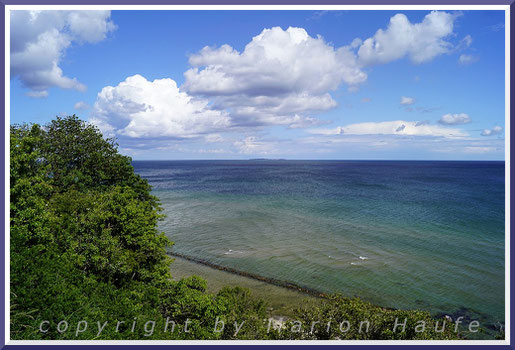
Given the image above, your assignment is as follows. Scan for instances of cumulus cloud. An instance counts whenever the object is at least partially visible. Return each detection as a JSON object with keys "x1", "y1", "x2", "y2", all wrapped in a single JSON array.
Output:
[
  {"x1": 458, "y1": 54, "x2": 479, "y2": 65},
  {"x1": 83, "y1": 11, "x2": 472, "y2": 146},
  {"x1": 481, "y1": 126, "x2": 503, "y2": 136},
  {"x1": 10, "y1": 10, "x2": 116, "y2": 96},
  {"x1": 91, "y1": 74, "x2": 231, "y2": 138},
  {"x1": 357, "y1": 11, "x2": 455, "y2": 65},
  {"x1": 400, "y1": 96, "x2": 415, "y2": 105},
  {"x1": 183, "y1": 26, "x2": 367, "y2": 128},
  {"x1": 178, "y1": 13, "x2": 463, "y2": 132},
  {"x1": 309, "y1": 120, "x2": 467, "y2": 138},
  {"x1": 438, "y1": 113, "x2": 471, "y2": 125}
]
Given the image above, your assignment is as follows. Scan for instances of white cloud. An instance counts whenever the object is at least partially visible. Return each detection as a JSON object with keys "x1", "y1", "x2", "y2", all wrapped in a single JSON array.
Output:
[
  {"x1": 309, "y1": 120, "x2": 468, "y2": 138},
  {"x1": 481, "y1": 126, "x2": 503, "y2": 136},
  {"x1": 66, "y1": 11, "x2": 117, "y2": 43},
  {"x1": 74, "y1": 101, "x2": 90, "y2": 110},
  {"x1": 179, "y1": 14, "x2": 464, "y2": 132},
  {"x1": 400, "y1": 96, "x2": 415, "y2": 105},
  {"x1": 458, "y1": 54, "x2": 479, "y2": 65},
  {"x1": 183, "y1": 26, "x2": 366, "y2": 128},
  {"x1": 438, "y1": 113, "x2": 471, "y2": 125},
  {"x1": 186, "y1": 26, "x2": 367, "y2": 93},
  {"x1": 91, "y1": 74, "x2": 231, "y2": 138},
  {"x1": 10, "y1": 10, "x2": 116, "y2": 96},
  {"x1": 357, "y1": 11, "x2": 455, "y2": 65}
]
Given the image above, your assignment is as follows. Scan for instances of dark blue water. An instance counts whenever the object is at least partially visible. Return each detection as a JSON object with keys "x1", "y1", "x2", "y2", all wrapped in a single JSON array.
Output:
[{"x1": 133, "y1": 160, "x2": 505, "y2": 333}]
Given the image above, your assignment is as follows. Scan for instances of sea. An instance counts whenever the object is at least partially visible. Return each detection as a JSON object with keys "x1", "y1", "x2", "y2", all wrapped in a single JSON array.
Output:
[{"x1": 132, "y1": 160, "x2": 505, "y2": 334}]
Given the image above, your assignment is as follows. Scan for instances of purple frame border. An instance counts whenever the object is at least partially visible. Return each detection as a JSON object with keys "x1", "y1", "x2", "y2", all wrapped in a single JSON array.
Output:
[{"x1": 1, "y1": 0, "x2": 513, "y2": 349}]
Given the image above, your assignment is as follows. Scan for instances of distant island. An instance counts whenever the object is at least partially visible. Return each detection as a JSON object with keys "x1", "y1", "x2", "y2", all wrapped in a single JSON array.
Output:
[{"x1": 249, "y1": 158, "x2": 287, "y2": 161}]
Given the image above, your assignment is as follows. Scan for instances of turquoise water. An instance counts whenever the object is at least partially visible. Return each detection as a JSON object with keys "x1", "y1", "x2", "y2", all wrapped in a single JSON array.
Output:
[{"x1": 133, "y1": 160, "x2": 505, "y2": 332}]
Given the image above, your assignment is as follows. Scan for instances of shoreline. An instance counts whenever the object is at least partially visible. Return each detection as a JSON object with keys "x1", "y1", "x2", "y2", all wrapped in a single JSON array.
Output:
[
  {"x1": 167, "y1": 253, "x2": 502, "y2": 340},
  {"x1": 168, "y1": 252, "x2": 329, "y2": 299}
]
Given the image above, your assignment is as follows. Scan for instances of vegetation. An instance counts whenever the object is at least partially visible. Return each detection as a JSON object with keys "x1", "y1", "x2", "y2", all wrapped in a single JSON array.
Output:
[{"x1": 10, "y1": 116, "x2": 462, "y2": 340}]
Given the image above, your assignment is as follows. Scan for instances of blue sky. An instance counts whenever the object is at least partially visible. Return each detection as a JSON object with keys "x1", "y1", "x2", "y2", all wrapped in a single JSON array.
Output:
[{"x1": 11, "y1": 10, "x2": 506, "y2": 160}]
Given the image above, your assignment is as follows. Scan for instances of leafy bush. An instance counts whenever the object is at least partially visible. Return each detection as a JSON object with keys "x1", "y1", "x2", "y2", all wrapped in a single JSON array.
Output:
[{"x1": 272, "y1": 295, "x2": 460, "y2": 340}]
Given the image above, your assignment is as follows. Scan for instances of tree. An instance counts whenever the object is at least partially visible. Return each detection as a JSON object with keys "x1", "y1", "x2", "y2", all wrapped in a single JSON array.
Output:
[{"x1": 10, "y1": 116, "x2": 176, "y2": 339}]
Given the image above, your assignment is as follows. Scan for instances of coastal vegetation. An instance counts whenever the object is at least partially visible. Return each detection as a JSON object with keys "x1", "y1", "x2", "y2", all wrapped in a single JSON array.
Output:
[{"x1": 10, "y1": 116, "x2": 464, "y2": 340}]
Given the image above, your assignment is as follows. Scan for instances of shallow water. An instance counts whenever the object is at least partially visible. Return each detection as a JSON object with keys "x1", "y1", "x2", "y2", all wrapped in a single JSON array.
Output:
[{"x1": 133, "y1": 160, "x2": 505, "y2": 333}]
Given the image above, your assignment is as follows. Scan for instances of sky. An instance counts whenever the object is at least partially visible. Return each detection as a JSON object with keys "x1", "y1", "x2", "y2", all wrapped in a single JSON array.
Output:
[{"x1": 10, "y1": 9, "x2": 506, "y2": 160}]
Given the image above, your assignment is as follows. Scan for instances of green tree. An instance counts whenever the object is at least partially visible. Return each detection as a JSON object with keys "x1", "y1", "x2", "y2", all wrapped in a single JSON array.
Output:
[{"x1": 10, "y1": 117, "x2": 174, "y2": 339}]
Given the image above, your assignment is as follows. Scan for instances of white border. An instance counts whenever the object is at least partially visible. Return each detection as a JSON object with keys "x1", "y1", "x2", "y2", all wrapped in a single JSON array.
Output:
[
  {"x1": 505, "y1": 4, "x2": 511, "y2": 346},
  {"x1": 1, "y1": 4, "x2": 512, "y2": 9},
  {"x1": 5, "y1": 3, "x2": 10, "y2": 346},
  {"x1": 4, "y1": 4, "x2": 511, "y2": 346}
]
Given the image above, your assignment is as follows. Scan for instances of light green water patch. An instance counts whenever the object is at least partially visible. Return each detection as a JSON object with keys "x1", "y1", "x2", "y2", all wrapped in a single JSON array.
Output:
[{"x1": 158, "y1": 190, "x2": 504, "y2": 331}]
